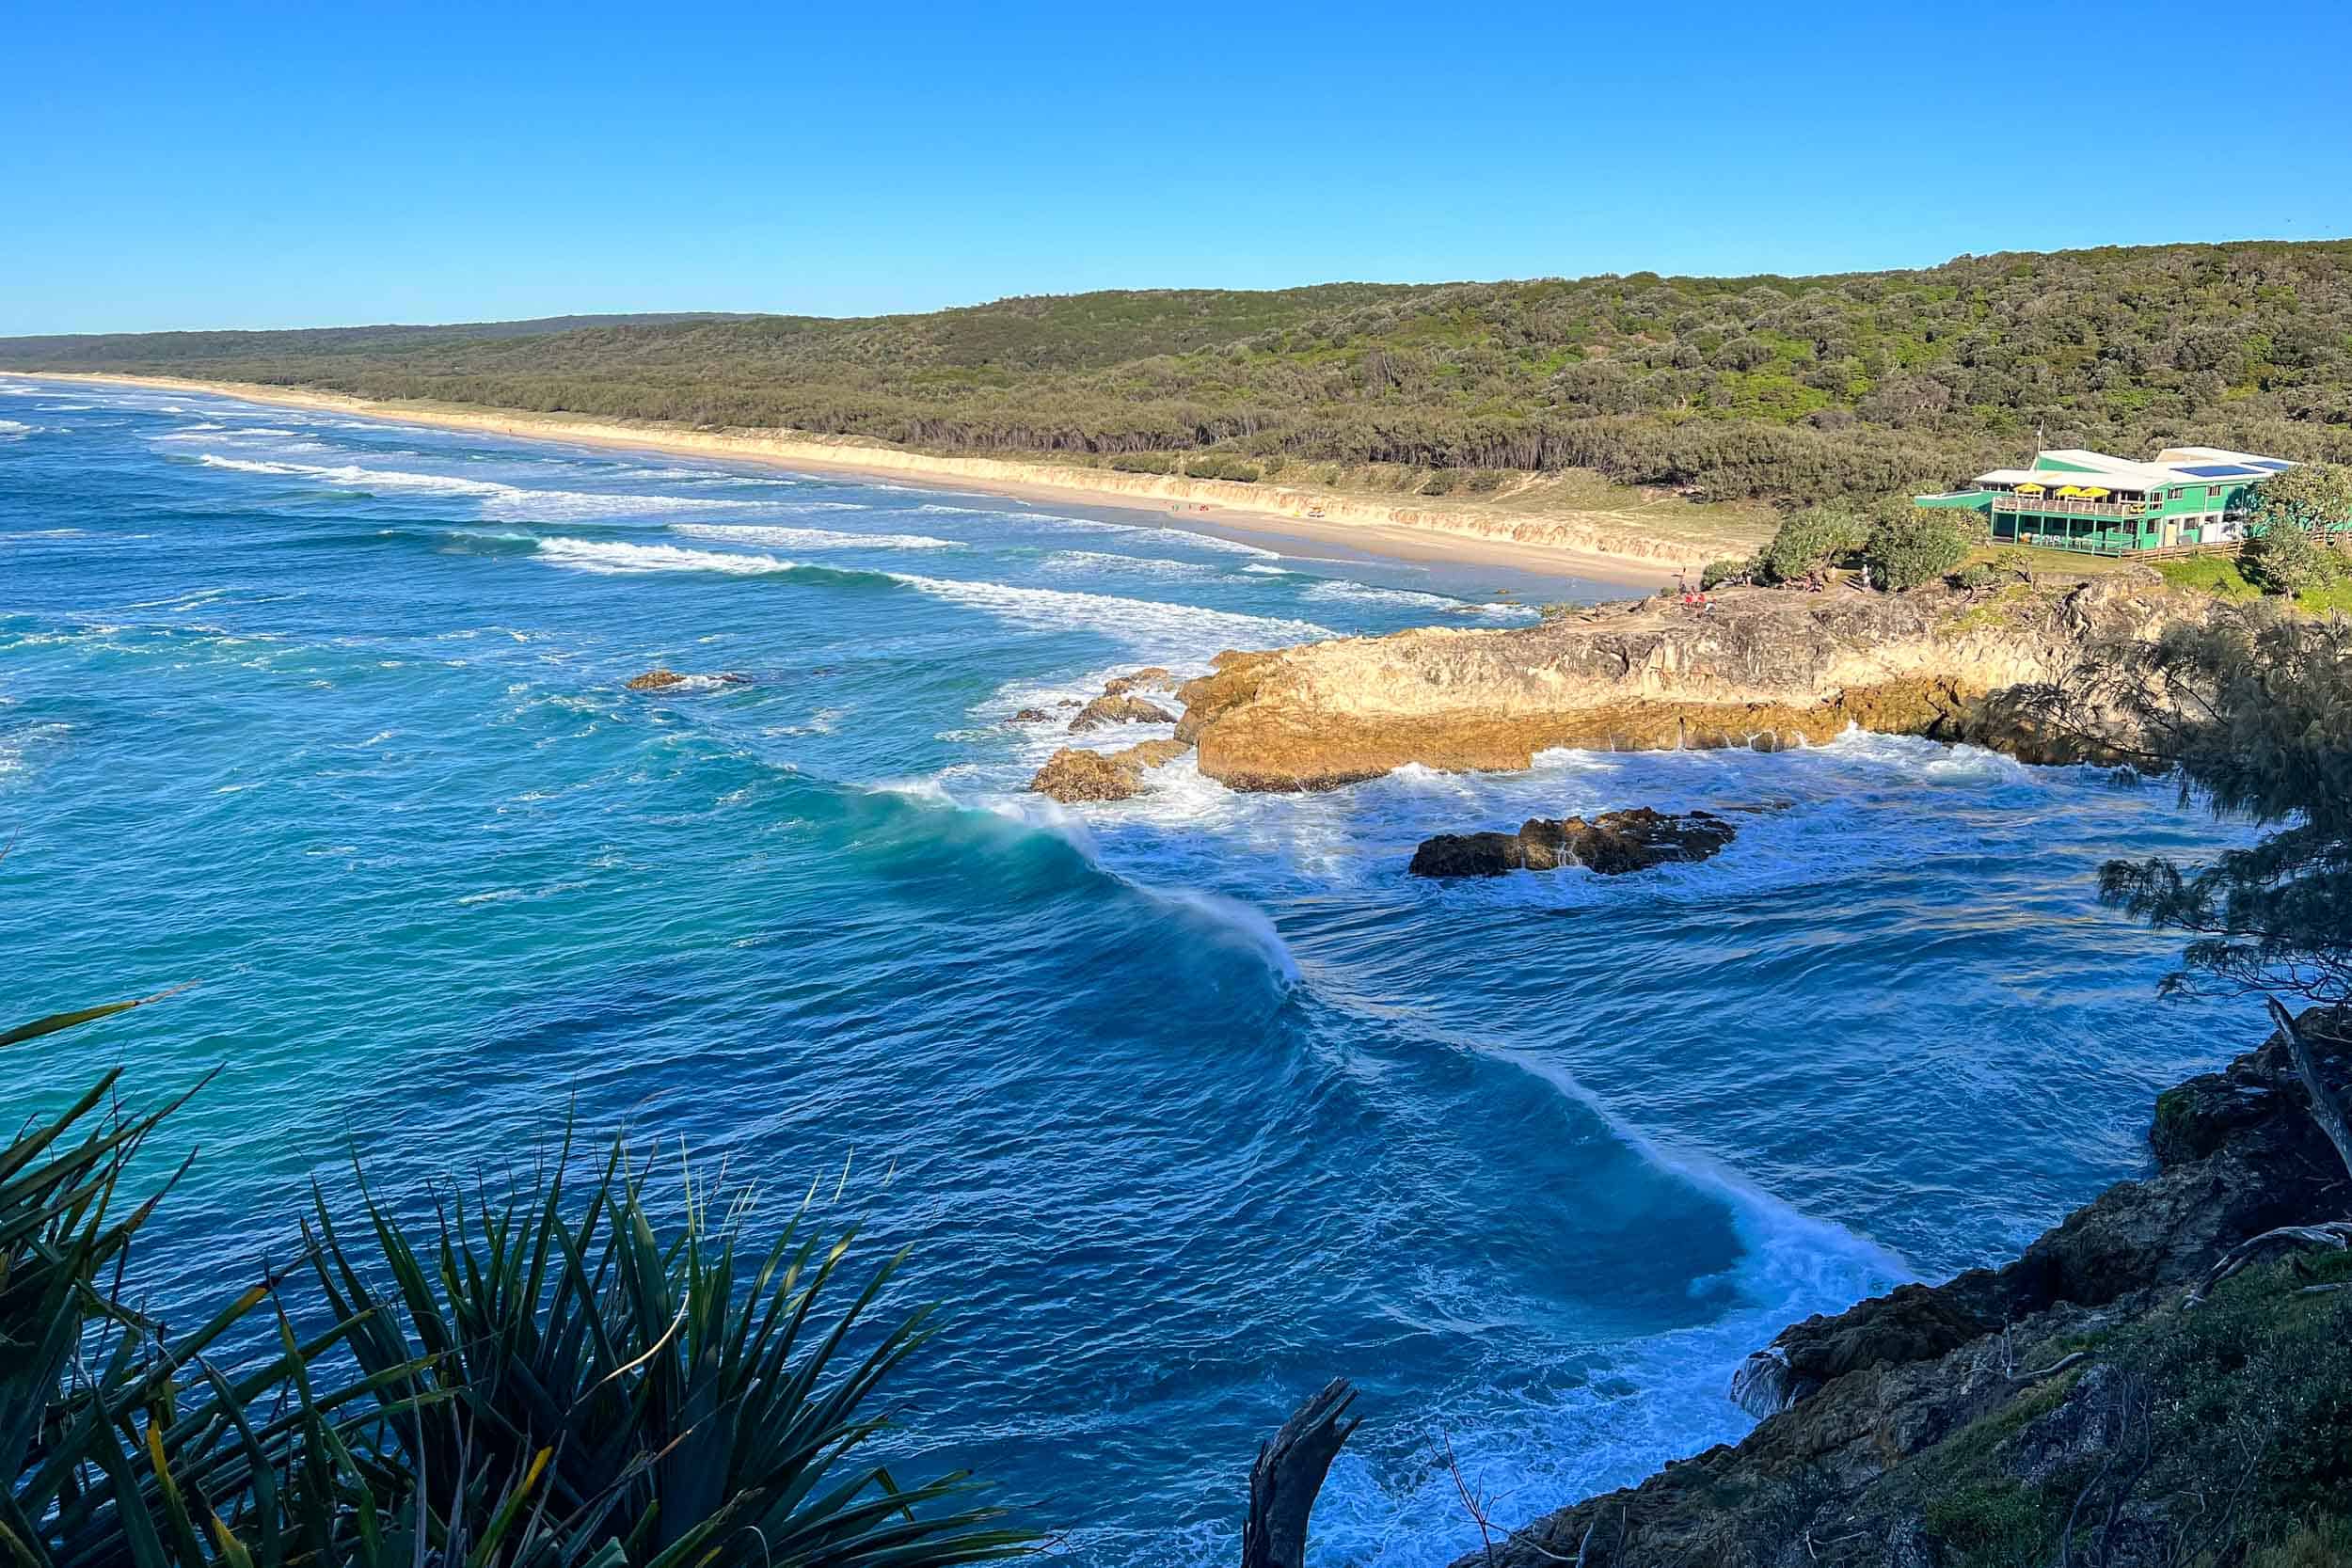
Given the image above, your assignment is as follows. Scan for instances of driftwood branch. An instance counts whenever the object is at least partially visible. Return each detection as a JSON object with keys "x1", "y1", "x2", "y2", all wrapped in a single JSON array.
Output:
[
  {"x1": 2267, "y1": 999, "x2": 2352, "y2": 1184},
  {"x1": 2010, "y1": 1351, "x2": 2090, "y2": 1386},
  {"x1": 1243, "y1": 1379, "x2": 1360, "y2": 1568},
  {"x1": 2184, "y1": 1220, "x2": 2352, "y2": 1307}
]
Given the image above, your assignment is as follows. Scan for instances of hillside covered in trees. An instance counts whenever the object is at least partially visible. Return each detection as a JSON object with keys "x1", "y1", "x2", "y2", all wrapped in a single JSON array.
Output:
[{"x1": 8, "y1": 241, "x2": 2350, "y2": 508}]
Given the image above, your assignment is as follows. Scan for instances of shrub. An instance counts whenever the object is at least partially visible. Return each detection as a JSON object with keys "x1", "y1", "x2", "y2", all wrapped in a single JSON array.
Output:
[
  {"x1": 1756, "y1": 502, "x2": 1871, "y2": 583},
  {"x1": 1421, "y1": 469, "x2": 1460, "y2": 496},
  {"x1": 1184, "y1": 454, "x2": 1262, "y2": 483},
  {"x1": 1863, "y1": 508, "x2": 1969, "y2": 591},
  {"x1": 1699, "y1": 558, "x2": 1752, "y2": 590},
  {"x1": 1466, "y1": 468, "x2": 1508, "y2": 493},
  {"x1": 2241, "y1": 518, "x2": 2345, "y2": 598},
  {"x1": 1109, "y1": 451, "x2": 1176, "y2": 474},
  {"x1": 1954, "y1": 561, "x2": 2003, "y2": 592}
]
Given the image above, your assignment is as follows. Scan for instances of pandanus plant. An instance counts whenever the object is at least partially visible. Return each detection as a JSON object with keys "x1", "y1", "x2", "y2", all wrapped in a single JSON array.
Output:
[{"x1": 1, "y1": 991, "x2": 1034, "y2": 1568}]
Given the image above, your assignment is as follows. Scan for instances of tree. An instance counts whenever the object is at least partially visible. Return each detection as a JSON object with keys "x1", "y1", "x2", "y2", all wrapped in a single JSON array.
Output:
[
  {"x1": 2239, "y1": 515, "x2": 2343, "y2": 598},
  {"x1": 1863, "y1": 508, "x2": 1969, "y2": 591},
  {"x1": 2058, "y1": 606, "x2": 2352, "y2": 1006},
  {"x1": 2258, "y1": 461, "x2": 2352, "y2": 534},
  {"x1": 1755, "y1": 502, "x2": 1869, "y2": 584}
]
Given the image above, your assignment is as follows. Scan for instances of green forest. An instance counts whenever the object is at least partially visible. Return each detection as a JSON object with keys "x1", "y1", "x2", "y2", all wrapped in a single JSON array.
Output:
[{"x1": 8, "y1": 241, "x2": 2351, "y2": 509}]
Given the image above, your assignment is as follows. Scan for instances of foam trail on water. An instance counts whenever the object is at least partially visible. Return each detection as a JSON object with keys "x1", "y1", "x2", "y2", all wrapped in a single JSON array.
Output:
[
  {"x1": 192, "y1": 453, "x2": 776, "y2": 518},
  {"x1": 672, "y1": 521, "x2": 960, "y2": 550},
  {"x1": 533, "y1": 538, "x2": 802, "y2": 576},
  {"x1": 887, "y1": 570, "x2": 1331, "y2": 655}
]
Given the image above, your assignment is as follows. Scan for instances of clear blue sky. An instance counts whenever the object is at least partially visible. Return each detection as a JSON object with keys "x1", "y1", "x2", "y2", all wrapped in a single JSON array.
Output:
[{"x1": 9, "y1": 0, "x2": 2349, "y2": 335}]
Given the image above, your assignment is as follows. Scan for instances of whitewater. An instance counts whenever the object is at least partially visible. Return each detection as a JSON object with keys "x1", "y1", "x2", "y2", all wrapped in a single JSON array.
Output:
[{"x1": 0, "y1": 377, "x2": 2254, "y2": 1565}]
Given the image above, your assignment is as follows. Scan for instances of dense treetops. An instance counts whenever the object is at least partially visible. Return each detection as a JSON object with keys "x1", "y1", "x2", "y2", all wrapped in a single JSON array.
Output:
[{"x1": 8, "y1": 241, "x2": 2352, "y2": 509}]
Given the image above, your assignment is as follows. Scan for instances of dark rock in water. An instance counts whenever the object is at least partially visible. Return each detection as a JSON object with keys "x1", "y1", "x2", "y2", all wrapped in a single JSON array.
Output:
[
  {"x1": 1408, "y1": 808, "x2": 1737, "y2": 879},
  {"x1": 1564, "y1": 807, "x2": 1737, "y2": 874},
  {"x1": 1407, "y1": 832, "x2": 1527, "y2": 878},
  {"x1": 624, "y1": 668, "x2": 750, "y2": 692},
  {"x1": 1010, "y1": 707, "x2": 1053, "y2": 723},
  {"x1": 1070, "y1": 693, "x2": 1178, "y2": 732}
]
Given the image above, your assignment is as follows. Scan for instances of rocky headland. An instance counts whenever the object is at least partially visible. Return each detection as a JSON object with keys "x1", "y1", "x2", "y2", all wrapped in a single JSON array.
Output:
[
  {"x1": 1028, "y1": 572, "x2": 2193, "y2": 806},
  {"x1": 1173, "y1": 572, "x2": 2184, "y2": 792}
]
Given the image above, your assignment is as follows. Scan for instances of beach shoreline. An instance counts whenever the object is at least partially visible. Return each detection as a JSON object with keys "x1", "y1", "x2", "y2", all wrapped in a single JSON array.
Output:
[{"x1": 20, "y1": 372, "x2": 1697, "y2": 588}]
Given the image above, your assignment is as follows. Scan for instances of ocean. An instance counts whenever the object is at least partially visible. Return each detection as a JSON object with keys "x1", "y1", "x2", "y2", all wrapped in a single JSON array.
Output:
[{"x1": 0, "y1": 376, "x2": 2252, "y2": 1565}]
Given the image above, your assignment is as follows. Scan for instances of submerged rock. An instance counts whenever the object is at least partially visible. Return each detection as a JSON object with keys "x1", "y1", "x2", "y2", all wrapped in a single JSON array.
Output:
[
  {"x1": 1028, "y1": 739, "x2": 1190, "y2": 803},
  {"x1": 1408, "y1": 808, "x2": 1737, "y2": 878},
  {"x1": 1069, "y1": 693, "x2": 1177, "y2": 732},
  {"x1": 1009, "y1": 707, "x2": 1053, "y2": 723},
  {"x1": 623, "y1": 668, "x2": 751, "y2": 692}
]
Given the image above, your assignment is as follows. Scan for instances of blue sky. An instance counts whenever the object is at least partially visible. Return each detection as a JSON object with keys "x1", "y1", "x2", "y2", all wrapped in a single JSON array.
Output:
[{"x1": 8, "y1": 0, "x2": 2348, "y2": 334}]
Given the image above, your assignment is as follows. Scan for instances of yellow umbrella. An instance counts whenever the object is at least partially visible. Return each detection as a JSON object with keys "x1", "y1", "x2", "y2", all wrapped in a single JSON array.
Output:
[
  {"x1": 2015, "y1": 483, "x2": 2045, "y2": 494},
  {"x1": 2054, "y1": 485, "x2": 2083, "y2": 497},
  {"x1": 2078, "y1": 486, "x2": 2109, "y2": 499}
]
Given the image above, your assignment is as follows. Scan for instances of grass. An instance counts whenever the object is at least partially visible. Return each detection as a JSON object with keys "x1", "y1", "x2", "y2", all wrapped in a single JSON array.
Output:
[
  {"x1": 1887, "y1": 1249, "x2": 2352, "y2": 1566},
  {"x1": 2156, "y1": 553, "x2": 2352, "y2": 613}
]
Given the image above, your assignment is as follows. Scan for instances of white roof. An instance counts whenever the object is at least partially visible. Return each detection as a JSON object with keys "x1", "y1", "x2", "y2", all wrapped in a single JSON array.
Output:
[
  {"x1": 2155, "y1": 445, "x2": 2297, "y2": 470},
  {"x1": 2033, "y1": 449, "x2": 2181, "y2": 488},
  {"x1": 1972, "y1": 445, "x2": 2296, "y2": 493}
]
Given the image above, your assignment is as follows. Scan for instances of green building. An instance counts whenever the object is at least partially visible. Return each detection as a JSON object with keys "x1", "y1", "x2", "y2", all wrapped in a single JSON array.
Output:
[{"x1": 1915, "y1": 445, "x2": 2298, "y2": 554}]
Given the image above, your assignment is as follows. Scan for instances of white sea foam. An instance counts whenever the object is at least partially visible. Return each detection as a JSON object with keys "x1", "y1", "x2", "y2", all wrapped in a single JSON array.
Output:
[
  {"x1": 0, "y1": 420, "x2": 33, "y2": 437},
  {"x1": 1241, "y1": 562, "x2": 1290, "y2": 576},
  {"x1": 1039, "y1": 549, "x2": 1219, "y2": 580},
  {"x1": 886, "y1": 571, "x2": 1332, "y2": 655},
  {"x1": 1303, "y1": 578, "x2": 1469, "y2": 611},
  {"x1": 533, "y1": 538, "x2": 801, "y2": 576},
  {"x1": 671, "y1": 522, "x2": 959, "y2": 550},
  {"x1": 193, "y1": 451, "x2": 772, "y2": 519}
]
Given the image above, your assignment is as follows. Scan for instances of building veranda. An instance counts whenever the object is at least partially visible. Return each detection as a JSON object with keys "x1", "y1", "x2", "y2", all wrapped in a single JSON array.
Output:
[{"x1": 1915, "y1": 445, "x2": 2318, "y2": 555}]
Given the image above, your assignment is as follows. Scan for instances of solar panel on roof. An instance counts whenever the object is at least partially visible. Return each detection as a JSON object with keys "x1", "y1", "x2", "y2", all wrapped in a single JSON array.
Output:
[
  {"x1": 2251, "y1": 460, "x2": 2293, "y2": 471},
  {"x1": 2179, "y1": 464, "x2": 2261, "y2": 478}
]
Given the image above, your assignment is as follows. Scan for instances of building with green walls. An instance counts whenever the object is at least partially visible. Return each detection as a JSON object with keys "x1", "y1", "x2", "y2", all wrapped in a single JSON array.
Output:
[{"x1": 1915, "y1": 446, "x2": 2301, "y2": 554}]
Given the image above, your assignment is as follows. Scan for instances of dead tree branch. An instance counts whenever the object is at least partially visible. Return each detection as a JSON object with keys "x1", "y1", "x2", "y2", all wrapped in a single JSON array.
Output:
[
  {"x1": 2268, "y1": 999, "x2": 2352, "y2": 1184},
  {"x1": 1243, "y1": 1379, "x2": 1361, "y2": 1568}
]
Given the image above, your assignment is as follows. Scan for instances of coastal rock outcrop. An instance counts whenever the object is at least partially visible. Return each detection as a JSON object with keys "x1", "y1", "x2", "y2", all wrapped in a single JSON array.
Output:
[
  {"x1": 623, "y1": 668, "x2": 751, "y2": 692},
  {"x1": 1069, "y1": 693, "x2": 1178, "y2": 731},
  {"x1": 1408, "y1": 808, "x2": 1738, "y2": 878},
  {"x1": 1176, "y1": 575, "x2": 2187, "y2": 791},
  {"x1": 1028, "y1": 739, "x2": 1190, "y2": 803},
  {"x1": 1455, "y1": 1012, "x2": 2352, "y2": 1568},
  {"x1": 1102, "y1": 666, "x2": 1177, "y2": 696}
]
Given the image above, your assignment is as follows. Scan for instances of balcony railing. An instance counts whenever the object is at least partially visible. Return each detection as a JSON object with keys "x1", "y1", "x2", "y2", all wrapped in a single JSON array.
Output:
[{"x1": 1991, "y1": 495, "x2": 2153, "y2": 520}]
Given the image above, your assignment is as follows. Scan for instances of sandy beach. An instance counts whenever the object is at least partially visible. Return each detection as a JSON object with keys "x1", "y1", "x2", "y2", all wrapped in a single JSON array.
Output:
[{"x1": 25, "y1": 372, "x2": 1706, "y2": 588}]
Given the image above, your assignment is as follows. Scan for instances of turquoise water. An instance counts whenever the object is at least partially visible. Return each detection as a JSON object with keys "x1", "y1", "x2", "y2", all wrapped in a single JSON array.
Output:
[{"x1": 0, "y1": 377, "x2": 2250, "y2": 1564}]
